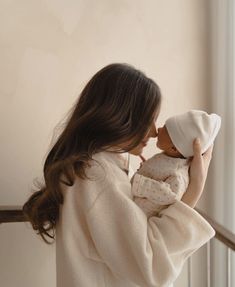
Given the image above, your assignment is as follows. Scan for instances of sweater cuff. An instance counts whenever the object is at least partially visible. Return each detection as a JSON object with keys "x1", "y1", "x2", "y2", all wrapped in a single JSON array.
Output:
[{"x1": 160, "y1": 200, "x2": 216, "y2": 240}]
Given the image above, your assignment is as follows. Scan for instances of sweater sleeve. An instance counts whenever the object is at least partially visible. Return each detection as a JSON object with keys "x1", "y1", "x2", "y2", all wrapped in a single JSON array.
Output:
[{"x1": 85, "y1": 170, "x2": 215, "y2": 287}]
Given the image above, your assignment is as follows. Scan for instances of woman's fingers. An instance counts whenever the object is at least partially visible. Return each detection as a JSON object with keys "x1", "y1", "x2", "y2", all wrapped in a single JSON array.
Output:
[
  {"x1": 185, "y1": 139, "x2": 214, "y2": 205},
  {"x1": 202, "y1": 144, "x2": 214, "y2": 172},
  {"x1": 193, "y1": 138, "x2": 213, "y2": 161},
  {"x1": 203, "y1": 144, "x2": 214, "y2": 161},
  {"x1": 193, "y1": 138, "x2": 202, "y2": 159},
  {"x1": 188, "y1": 139, "x2": 204, "y2": 185}
]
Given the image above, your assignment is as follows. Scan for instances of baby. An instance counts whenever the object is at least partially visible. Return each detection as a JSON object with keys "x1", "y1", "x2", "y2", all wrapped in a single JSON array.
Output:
[{"x1": 131, "y1": 110, "x2": 221, "y2": 217}]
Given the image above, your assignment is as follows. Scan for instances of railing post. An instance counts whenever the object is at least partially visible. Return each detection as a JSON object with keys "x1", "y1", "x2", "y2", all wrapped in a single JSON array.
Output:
[
  {"x1": 227, "y1": 247, "x2": 231, "y2": 287},
  {"x1": 206, "y1": 241, "x2": 211, "y2": 287}
]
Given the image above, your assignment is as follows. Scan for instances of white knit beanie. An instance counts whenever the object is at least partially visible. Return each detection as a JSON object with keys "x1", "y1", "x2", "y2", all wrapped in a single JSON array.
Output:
[{"x1": 165, "y1": 110, "x2": 221, "y2": 157}]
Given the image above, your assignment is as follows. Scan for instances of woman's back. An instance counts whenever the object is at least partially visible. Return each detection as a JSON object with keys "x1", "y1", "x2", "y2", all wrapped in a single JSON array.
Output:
[{"x1": 56, "y1": 151, "x2": 139, "y2": 287}]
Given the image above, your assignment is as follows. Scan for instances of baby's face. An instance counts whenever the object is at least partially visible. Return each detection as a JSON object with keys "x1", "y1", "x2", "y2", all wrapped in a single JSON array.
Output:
[
  {"x1": 157, "y1": 126, "x2": 173, "y2": 150},
  {"x1": 157, "y1": 125, "x2": 182, "y2": 157}
]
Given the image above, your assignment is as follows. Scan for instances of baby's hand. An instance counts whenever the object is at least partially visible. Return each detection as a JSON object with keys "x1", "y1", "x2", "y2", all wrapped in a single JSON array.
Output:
[
  {"x1": 139, "y1": 155, "x2": 146, "y2": 162},
  {"x1": 138, "y1": 155, "x2": 146, "y2": 171}
]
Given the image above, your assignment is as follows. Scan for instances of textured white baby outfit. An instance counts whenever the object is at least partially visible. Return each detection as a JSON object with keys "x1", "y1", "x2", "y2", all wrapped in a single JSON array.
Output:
[{"x1": 131, "y1": 152, "x2": 190, "y2": 217}]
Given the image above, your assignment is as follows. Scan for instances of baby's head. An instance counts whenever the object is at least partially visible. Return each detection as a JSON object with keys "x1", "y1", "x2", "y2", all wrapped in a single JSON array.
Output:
[{"x1": 157, "y1": 110, "x2": 221, "y2": 158}]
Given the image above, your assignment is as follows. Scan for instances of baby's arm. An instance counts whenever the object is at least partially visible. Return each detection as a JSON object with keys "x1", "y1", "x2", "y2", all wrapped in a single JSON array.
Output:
[
  {"x1": 164, "y1": 172, "x2": 189, "y2": 200},
  {"x1": 132, "y1": 172, "x2": 188, "y2": 205}
]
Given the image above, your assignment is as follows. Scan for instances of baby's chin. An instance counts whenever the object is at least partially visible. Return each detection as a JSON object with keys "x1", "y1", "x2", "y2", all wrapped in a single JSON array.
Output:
[
  {"x1": 163, "y1": 149, "x2": 184, "y2": 158},
  {"x1": 156, "y1": 140, "x2": 162, "y2": 149}
]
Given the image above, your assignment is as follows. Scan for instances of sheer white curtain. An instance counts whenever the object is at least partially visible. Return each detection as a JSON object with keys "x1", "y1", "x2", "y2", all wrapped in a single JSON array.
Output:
[{"x1": 209, "y1": 0, "x2": 235, "y2": 285}]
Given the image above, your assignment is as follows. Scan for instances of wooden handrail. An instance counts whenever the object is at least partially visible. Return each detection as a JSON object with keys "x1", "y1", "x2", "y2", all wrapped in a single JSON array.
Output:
[
  {"x1": 195, "y1": 208, "x2": 235, "y2": 251},
  {"x1": 0, "y1": 206, "x2": 28, "y2": 223},
  {"x1": 0, "y1": 205, "x2": 235, "y2": 251}
]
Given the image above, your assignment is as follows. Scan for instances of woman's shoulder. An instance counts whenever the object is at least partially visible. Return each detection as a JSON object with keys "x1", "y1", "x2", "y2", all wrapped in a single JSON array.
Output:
[
  {"x1": 59, "y1": 151, "x2": 128, "y2": 191},
  {"x1": 91, "y1": 150, "x2": 116, "y2": 167},
  {"x1": 60, "y1": 151, "x2": 127, "y2": 214},
  {"x1": 83, "y1": 151, "x2": 129, "y2": 182},
  {"x1": 68, "y1": 151, "x2": 131, "y2": 212}
]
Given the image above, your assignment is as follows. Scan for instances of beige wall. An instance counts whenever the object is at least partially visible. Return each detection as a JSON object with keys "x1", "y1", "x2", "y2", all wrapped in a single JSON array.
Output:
[{"x1": 0, "y1": 0, "x2": 210, "y2": 286}]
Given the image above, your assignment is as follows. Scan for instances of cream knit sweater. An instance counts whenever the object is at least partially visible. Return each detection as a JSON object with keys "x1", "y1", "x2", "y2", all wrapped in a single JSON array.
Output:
[{"x1": 56, "y1": 151, "x2": 215, "y2": 287}]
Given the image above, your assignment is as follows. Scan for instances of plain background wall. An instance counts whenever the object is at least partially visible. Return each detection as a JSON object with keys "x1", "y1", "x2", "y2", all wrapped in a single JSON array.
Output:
[{"x1": 0, "y1": 0, "x2": 211, "y2": 286}]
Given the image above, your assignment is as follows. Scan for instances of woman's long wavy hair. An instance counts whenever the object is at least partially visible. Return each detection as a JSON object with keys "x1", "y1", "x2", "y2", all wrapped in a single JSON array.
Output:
[{"x1": 23, "y1": 63, "x2": 162, "y2": 244}]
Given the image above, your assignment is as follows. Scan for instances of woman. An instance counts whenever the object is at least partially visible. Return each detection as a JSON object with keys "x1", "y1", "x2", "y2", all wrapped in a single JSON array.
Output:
[{"x1": 23, "y1": 63, "x2": 215, "y2": 287}]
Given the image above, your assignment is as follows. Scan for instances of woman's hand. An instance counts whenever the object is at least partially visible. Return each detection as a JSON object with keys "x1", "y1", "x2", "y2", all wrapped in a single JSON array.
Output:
[
  {"x1": 189, "y1": 138, "x2": 213, "y2": 190},
  {"x1": 181, "y1": 138, "x2": 213, "y2": 208}
]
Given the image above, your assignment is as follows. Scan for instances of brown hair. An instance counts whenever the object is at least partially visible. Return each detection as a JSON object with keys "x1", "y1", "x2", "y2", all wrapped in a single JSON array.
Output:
[{"x1": 23, "y1": 63, "x2": 162, "y2": 244}]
